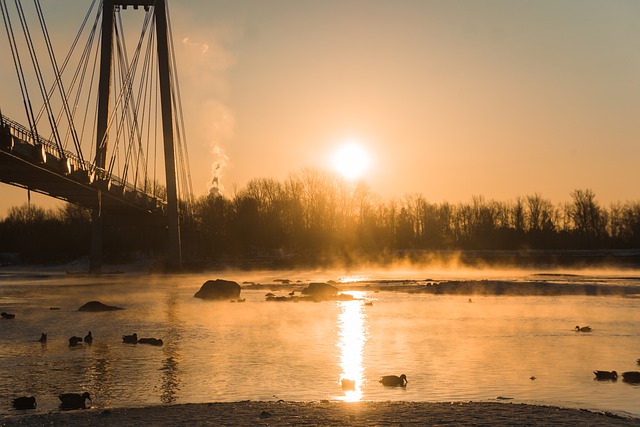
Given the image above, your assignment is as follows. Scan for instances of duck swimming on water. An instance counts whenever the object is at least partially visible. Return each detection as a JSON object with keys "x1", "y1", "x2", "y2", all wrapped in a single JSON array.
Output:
[
  {"x1": 379, "y1": 374, "x2": 408, "y2": 387},
  {"x1": 622, "y1": 371, "x2": 640, "y2": 383},
  {"x1": 122, "y1": 333, "x2": 138, "y2": 344},
  {"x1": 593, "y1": 370, "x2": 617, "y2": 380},
  {"x1": 138, "y1": 337, "x2": 163, "y2": 346},
  {"x1": 58, "y1": 392, "x2": 91, "y2": 410},
  {"x1": 575, "y1": 325, "x2": 592, "y2": 332},
  {"x1": 68, "y1": 336, "x2": 83, "y2": 346},
  {"x1": 12, "y1": 396, "x2": 36, "y2": 410},
  {"x1": 341, "y1": 379, "x2": 356, "y2": 390}
]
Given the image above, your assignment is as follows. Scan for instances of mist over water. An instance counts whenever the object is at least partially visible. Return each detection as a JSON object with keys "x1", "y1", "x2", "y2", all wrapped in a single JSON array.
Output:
[{"x1": 0, "y1": 268, "x2": 639, "y2": 418}]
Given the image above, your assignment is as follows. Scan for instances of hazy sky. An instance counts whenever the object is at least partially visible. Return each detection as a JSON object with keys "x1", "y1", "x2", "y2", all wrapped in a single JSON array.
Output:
[{"x1": 1, "y1": 0, "x2": 639, "y2": 216}]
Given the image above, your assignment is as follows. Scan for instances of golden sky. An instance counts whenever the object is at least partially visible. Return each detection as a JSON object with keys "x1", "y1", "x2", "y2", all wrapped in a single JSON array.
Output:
[{"x1": 1, "y1": 0, "x2": 639, "y2": 216}]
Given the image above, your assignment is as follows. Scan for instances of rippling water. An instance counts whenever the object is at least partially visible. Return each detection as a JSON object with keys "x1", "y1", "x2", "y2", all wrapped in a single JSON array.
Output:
[{"x1": 0, "y1": 268, "x2": 639, "y2": 418}]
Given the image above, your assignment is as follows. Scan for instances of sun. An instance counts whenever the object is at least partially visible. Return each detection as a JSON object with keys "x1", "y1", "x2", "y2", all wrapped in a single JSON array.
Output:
[{"x1": 332, "y1": 141, "x2": 370, "y2": 180}]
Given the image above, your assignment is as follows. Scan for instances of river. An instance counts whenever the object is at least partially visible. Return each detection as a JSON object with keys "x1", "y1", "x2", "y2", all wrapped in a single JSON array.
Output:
[{"x1": 0, "y1": 267, "x2": 639, "y2": 418}]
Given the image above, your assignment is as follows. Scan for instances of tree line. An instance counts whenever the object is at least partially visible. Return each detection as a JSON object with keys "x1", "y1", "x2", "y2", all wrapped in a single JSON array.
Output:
[{"x1": 1, "y1": 168, "x2": 639, "y2": 264}]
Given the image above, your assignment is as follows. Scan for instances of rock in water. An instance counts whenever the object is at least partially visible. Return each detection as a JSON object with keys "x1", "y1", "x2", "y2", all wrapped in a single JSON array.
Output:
[
  {"x1": 301, "y1": 282, "x2": 339, "y2": 297},
  {"x1": 194, "y1": 279, "x2": 241, "y2": 300},
  {"x1": 78, "y1": 301, "x2": 124, "y2": 312}
]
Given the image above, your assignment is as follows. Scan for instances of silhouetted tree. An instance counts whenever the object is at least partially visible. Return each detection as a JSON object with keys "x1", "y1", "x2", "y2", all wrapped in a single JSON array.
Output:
[
  {"x1": 570, "y1": 189, "x2": 606, "y2": 247},
  {"x1": 3, "y1": 178, "x2": 640, "y2": 265}
]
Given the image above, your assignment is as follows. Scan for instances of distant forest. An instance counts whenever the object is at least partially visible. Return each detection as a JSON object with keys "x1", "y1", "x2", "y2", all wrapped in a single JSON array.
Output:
[{"x1": 1, "y1": 169, "x2": 639, "y2": 265}]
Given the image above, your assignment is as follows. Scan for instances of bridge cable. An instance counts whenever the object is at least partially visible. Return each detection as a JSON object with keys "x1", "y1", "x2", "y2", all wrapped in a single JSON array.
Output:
[
  {"x1": 166, "y1": 4, "x2": 194, "y2": 214},
  {"x1": 79, "y1": 15, "x2": 102, "y2": 170},
  {"x1": 72, "y1": 6, "x2": 102, "y2": 170},
  {"x1": 0, "y1": 0, "x2": 40, "y2": 144},
  {"x1": 95, "y1": 8, "x2": 150, "y2": 182},
  {"x1": 33, "y1": 0, "x2": 97, "y2": 125},
  {"x1": 128, "y1": 12, "x2": 155, "y2": 193},
  {"x1": 33, "y1": 0, "x2": 84, "y2": 164},
  {"x1": 138, "y1": 19, "x2": 156, "y2": 194},
  {"x1": 117, "y1": 9, "x2": 152, "y2": 191},
  {"x1": 32, "y1": 0, "x2": 96, "y2": 167},
  {"x1": 13, "y1": 0, "x2": 64, "y2": 157},
  {"x1": 107, "y1": 8, "x2": 152, "y2": 188}
]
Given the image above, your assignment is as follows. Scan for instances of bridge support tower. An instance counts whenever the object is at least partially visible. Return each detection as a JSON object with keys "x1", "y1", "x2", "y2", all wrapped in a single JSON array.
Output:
[{"x1": 90, "y1": 0, "x2": 181, "y2": 273}]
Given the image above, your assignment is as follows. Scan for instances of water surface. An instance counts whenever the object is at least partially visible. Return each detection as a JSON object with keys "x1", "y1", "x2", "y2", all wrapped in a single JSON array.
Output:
[{"x1": 0, "y1": 268, "x2": 639, "y2": 417}]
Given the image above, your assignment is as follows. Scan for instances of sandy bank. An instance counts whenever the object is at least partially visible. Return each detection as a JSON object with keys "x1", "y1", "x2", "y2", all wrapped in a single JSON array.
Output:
[{"x1": 2, "y1": 401, "x2": 639, "y2": 427}]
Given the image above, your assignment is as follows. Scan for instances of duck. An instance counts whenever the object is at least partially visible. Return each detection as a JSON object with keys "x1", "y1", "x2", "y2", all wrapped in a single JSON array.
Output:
[
  {"x1": 1, "y1": 312, "x2": 15, "y2": 319},
  {"x1": 84, "y1": 331, "x2": 93, "y2": 344},
  {"x1": 593, "y1": 370, "x2": 617, "y2": 380},
  {"x1": 341, "y1": 379, "x2": 356, "y2": 390},
  {"x1": 12, "y1": 396, "x2": 36, "y2": 410},
  {"x1": 379, "y1": 374, "x2": 408, "y2": 387},
  {"x1": 138, "y1": 337, "x2": 163, "y2": 346},
  {"x1": 122, "y1": 333, "x2": 138, "y2": 344},
  {"x1": 38, "y1": 333, "x2": 47, "y2": 343},
  {"x1": 58, "y1": 392, "x2": 91, "y2": 410},
  {"x1": 636, "y1": 358, "x2": 640, "y2": 366},
  {"x1": 68, "y1": 336, "x2": 83, "y2": 347},
  {"x1": 575, "y1": 325, "x2": 592, "y2": 332},
  {"x1": 622, "y1": 371, "x2": 640, "y2": 383}
]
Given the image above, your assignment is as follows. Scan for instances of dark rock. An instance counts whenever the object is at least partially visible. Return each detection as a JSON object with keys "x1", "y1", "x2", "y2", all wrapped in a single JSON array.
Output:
[
  {"x1": 78, "y1": 301, "x2": 124, "y2": 312},
  {"x1": 194, "y1": 279, "x2": 241, "y2": 300},
  {"x1": 301, "y1": 282, "x2": 338, "y2": 297}
]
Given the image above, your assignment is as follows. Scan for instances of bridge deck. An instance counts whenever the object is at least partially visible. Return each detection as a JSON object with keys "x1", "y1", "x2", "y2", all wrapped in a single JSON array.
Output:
[{"x1": 1, "y1": 117, "x2": 166, "y2": 219}]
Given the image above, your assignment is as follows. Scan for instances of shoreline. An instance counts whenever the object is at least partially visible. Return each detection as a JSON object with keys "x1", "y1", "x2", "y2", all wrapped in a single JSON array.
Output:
[
  {"x1": 2, "y1": 248, "x2": 640, "y2": 274},
  {"x1": 2, "y1": 401, "x2": 640, "y2": 427}
]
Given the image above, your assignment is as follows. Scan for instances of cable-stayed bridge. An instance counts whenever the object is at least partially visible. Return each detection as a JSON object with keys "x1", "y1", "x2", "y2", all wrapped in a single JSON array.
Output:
[{"x1": 0, "y1": 0, "x2": 194, "y2": 271}]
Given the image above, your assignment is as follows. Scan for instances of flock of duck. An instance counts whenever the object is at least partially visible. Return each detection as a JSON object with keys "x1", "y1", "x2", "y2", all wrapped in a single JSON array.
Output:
[
  {"x1": 3, "y1": 311, "x2": 634, "y2": 412},
  {"x1": 12, "y1": 392, "x2": 91, "y2": 411},
  {"x1": 34, "y1": 331, "x2": 163, "y2": 347},
  {"x1": 575, "y1": 326, "x2": 640, "y2": 384},
  {"x1": 9, "y1": 330, "x2": 164, "y2": 411},
  {"x1": 593, "y1": 366, "x2": 640, "y2": 383},
  {"x1": 13, "y1": 374, "x2": 406, "y2": 411},
  {"x1": 5, "y1": 307, "x2": 163, "y2": 412}
]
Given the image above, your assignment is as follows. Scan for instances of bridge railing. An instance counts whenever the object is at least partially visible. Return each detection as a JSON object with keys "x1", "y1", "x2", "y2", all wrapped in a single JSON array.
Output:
[{"x1": 1, "y1": 113, "x2": 166, "y2": 212}]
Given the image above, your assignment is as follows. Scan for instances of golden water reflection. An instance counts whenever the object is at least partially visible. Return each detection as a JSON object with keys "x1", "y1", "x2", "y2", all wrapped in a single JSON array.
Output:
[{"x1": 337, "y1": 291, "x2": 368, "y2": 402}]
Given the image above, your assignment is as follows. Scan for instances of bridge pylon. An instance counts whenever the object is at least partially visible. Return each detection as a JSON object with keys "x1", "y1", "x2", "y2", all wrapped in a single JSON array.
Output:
[{"x1": 90, "y1": 0, "x2": 181, "y2": 273}]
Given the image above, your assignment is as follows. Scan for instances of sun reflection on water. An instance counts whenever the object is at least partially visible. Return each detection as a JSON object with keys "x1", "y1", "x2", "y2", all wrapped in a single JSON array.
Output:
[{"x1": 337, "y1": 291, "x2": 368, "y2": 402}]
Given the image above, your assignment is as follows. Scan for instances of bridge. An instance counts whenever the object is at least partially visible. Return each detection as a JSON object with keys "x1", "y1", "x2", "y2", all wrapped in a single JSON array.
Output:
[{"x1": 0, "y1": 0, "x2": 194, "y2": 271}]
